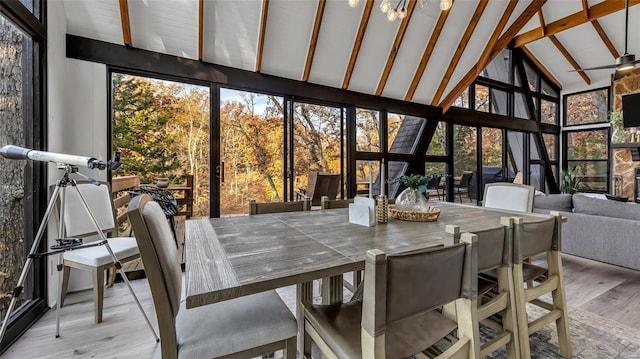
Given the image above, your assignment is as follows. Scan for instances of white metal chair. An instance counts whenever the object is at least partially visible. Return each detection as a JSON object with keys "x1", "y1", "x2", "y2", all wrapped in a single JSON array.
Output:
[
  {"x1": 57, "y1": 181, "x2": 140, "y2": 324},
  {"x1": 483, "y1": 182, "x2": 535, "y2": 213},
  {"x1": 128, "y1": 194, "x2": 297, "y2": 359}
]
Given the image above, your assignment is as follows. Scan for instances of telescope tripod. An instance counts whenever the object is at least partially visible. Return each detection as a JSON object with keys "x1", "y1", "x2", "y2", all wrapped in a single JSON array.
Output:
[{"x1": 0, "y1": 165, "x2": 158, "y2": 345}]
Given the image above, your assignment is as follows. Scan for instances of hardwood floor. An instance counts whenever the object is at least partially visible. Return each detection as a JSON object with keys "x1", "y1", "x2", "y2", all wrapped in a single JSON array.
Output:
[{"x1": 3, "y1": 253, "x2": 640, "y2": 358}]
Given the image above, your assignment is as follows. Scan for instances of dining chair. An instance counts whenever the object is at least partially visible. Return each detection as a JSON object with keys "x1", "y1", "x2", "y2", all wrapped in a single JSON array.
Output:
[
  {"x1": 57, "y1": 181, "x2": 140, "y2": 324},
  {"x1": 511, "y1": 212, "x2": 571, "y2": 359},
  {"x1": 295, "y1": 171, "x2": 341, "y2": 206},
  {"x1": 127, "y1": 194, "x2": 297, "y2": 359},
  {"x1": 483, "y1": 182, "x2": 535, "y2": 213},
  {"x1": 303, "y1": 242, "x2": 477, "y2": 359},
  {"x1": 248, "y1": 198, "x2": 311, "y2": 215},
  {"x1": 445, "y1": 218, "x2": 520, "y2": 359}
]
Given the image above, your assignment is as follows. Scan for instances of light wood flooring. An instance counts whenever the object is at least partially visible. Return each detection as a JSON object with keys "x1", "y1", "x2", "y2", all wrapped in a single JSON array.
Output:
[{"x1": 3, "y1": 252, "x2": 640, "y2": 358}]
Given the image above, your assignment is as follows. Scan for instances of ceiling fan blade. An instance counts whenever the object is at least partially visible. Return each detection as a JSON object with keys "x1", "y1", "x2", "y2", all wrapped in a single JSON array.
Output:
[{"x1": 569, "y1": 63, "x2": 618, "y2": 72}]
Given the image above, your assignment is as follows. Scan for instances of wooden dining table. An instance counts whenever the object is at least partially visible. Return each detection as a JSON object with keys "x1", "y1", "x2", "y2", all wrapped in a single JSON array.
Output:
[{"x1": 184, "y1": 201, "x2": 550, "y2": 355}]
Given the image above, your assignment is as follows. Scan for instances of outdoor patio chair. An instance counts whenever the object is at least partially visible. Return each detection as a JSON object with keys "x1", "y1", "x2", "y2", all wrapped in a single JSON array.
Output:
[
  {"x1": 295, "y1": 171, "x2": 341, "y2": 206},
  {"x1": 455, "y1": 171, "x2": 473, "y2": 202},
  {"x1": 127, "y1": 194, "x2": 297, "y2": 359},
  {"x1": 483, "y1": 182, "x2": 535, "y2": 213},
  {"x1": 57, "y1": 181, "x2": 140, "y2": 324},
  {"x1": 426, "y1": 174, "x2": 443, "y2": 200},
  {"x1": 446, "y1": 218, "x2": 520, "y2": 358},
  {"x1": 303, "y1": 242, "x2": 477, "y2": 359},
  {"x1": 511, "y1": 212, "x2": 571, "y2": 359},
  {"x1": 248, "y1": 198, "x2": 311, "y2": 215}
]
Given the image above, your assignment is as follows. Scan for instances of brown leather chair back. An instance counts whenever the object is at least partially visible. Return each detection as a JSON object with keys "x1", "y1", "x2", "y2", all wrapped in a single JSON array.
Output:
[{"x1": 513, "y1": 214, "x2": 558, "y2": 263}]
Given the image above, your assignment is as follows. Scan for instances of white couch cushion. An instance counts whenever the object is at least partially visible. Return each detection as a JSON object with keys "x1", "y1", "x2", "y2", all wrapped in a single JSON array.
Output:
[{"x1": 176, "y1": 290, "x2": 297, "y2": 359}]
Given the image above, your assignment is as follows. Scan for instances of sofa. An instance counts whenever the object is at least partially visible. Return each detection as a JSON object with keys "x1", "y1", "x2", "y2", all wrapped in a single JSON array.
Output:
[{"x1": 533, "y1": 193, "x2": 640, "y2": 270}]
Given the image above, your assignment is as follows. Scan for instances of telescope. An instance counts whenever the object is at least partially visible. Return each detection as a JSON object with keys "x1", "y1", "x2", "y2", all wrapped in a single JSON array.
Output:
[{"x1": 0, "y1": 145, "x2": 121, "y2": 170}]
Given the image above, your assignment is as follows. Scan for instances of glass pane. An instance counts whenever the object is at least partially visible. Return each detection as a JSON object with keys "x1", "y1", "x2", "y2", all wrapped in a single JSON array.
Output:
[
  {"x1": 293, "y1": 102, "x2": 343, "y2": 198},
  {"x1": 567, "y1": 160, "x2": 608, "y2": 192},
  {"x1": 530, "y1": 134, "x2": 540, "y2": 161},
  {"x1": 356, "y1": 109, "x2": 380, "y2": 152},
  {"x1": 482, "y1": 128, "x2": 502, "y2": 169},
  {"x1": 541, "y1": 79, "x2": 558, "y2": 98},
  {"x1": 388, "y1": 114, "x2": 425, "y2": 154},
  {"x1": 524, "y1": 62, "x2": 538, "y2": 92},
  {"x1": 514, "y1": 92, "x2": 529, "y2": 119},
  {"x1": 490, "y1": 88, "x2": 508, "y2": 115},
  {"x1": 113, "y1": 74, "x2": 211, "y2": 217},
  {"x1": 218, "y1": 89, "x2": 281, "y2": 215},
  {"x1": 530, "y1": 164, "x2": 544, "y2": 191},
  {"x1": 480, "y1": 49, "x2": 511, "y2": 84},
  {"x1": 0, "y1": 14, "x2": 33, "y2": 328},
  {"x1": 514, "y1": 67, "x2": 521, "y2": 87},
  {"x1": 543, "y1": 133, "x2": 556, "y2": 160},
  {"x1": 356, "y1": 160, "x2": 381, "y2": 197},
  {"x1": 425, "y1": 162, "x2": 447, "y2": 200},
  {"x1": 388, "y1": 161, "x2": 408, "y2": 198},
  {"x1": 566, "y1": 130, "x2": 607, "y2": 160},
  {"x1": 453, "y1": 87, "x2": 470, "y2": 108},
  {"x1": 426, "y1": 121, "x2": 447, "y2": 156},
  {"x1": 453, "y1": 125, "x2": 477, "y2": 203},
  {"x1": 565, "y1": 89, "x2": 609, "y2": 126},
  {"x1": 475, "y1": 85, "x2": 489, "y2": 112},
  {"x1": 541, "y1": 99, "x2": 557, "y2": 124}
]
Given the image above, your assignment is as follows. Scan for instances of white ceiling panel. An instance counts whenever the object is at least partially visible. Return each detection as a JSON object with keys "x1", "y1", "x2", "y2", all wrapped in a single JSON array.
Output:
[
  {"x1": 64, "y1": 0, "x2": 123, "y2": 45},
  {"x1": 307, "y1": 0, "x2": 362, "y2": 88},
  {"x1": 443, "y1": 0, "x2": 510, "y2": 104},
  {"x1": 128, "y1": 0, "x2": 198, "y2": 59},
  {"x1": 504, "y1": 0, "x2": 533, "y2": 36},
  {"x1": 202, "y1": 0, "x2": 262, "y2": 71},
  {"x1": 347, "y1": 0, "x2": 403, "y2": 95},
  {"x1": 525, "y1": 38, "x2": 582, "y2": 90},
  {"x1": 380, "y1": 0, "x2": 441, "y2": 101},
  {"x1": 597, "y1": 6, "x2": 640, "y2": 59},
  {"x1": 541, "y1": 0, "x2": 581, "y2": 24},
  {"x1": 412, "y1": 0, "x2": 478, "y2": 105},
  {"x1": 518, "y1": 16, "x2": 539, "y2": 35},
  {"x1": 260, "y1": 0, "x2": 317, "y2": 80}
]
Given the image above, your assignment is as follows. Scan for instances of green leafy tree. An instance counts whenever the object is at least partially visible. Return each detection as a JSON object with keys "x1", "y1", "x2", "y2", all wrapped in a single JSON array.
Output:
[{"x1": 112, "y1": 74, "x2": 182, "y2": 183}]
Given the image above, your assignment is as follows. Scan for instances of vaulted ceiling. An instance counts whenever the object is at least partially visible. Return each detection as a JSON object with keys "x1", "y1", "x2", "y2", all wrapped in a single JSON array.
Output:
[{"x1": 63, "y1": 0, "x2": 640, "y2": 110}]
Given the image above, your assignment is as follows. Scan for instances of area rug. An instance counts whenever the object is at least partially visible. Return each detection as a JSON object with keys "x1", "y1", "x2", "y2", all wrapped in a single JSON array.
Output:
[{"x1": 275, "y1": 283, "x2": 640, "y2": 359}]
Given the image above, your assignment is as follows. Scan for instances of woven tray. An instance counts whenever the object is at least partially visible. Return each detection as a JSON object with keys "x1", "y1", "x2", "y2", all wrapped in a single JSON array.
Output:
[{"x1": 389, "y1": 206, "x2": 441, "y2": 222}]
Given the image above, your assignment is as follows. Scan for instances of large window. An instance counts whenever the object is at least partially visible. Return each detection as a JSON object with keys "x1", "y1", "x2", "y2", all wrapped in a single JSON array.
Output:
[
  {"x1": 0, "y1": 1, "x2": 47, "y2": 351},
  {"x1": 563, "y1": 88, "x2": 611, "y2": 193}
]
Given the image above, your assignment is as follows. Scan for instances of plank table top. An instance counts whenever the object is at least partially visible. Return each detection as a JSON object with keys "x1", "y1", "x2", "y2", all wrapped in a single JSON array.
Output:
[{"x1": 185, "y1": 201, "x2": 548, "y2": 309}]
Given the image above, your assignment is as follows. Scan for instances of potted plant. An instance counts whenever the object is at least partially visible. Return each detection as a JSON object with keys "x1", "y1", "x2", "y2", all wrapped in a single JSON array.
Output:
[{"x1": 560, "y1": 169, "x2": 580, "y2": 194}]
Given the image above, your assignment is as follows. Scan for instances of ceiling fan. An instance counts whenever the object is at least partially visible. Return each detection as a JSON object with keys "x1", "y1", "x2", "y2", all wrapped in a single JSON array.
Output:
[{"x1": 570, "y1": 0, "x2": 640, "y2": 79}]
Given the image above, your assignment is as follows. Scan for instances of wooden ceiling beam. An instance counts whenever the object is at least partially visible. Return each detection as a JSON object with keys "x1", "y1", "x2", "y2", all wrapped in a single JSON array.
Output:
[
  {"x1": 118, "y1": 0, "x2": 132, "y2": 46},
  {"x1": 342, "y1": 0, "x2": 374, "y2": 89},
  {"x1": 513, "y1": 0, "x2": 640, "y2": 47},
  {"x1": 256, "y1": 0, "x2": 269, "y2": 72},
  {"x1": 302, "y1": 0, "x2": 326, "y2": 82},
  {"x1": 591, "y1": 19, "x2": 620, "y2": 59},
  {"x1": 404, "y1": 0, "x2": 454, "y2": 101},
  {"x1": 198, "y1": 0, "x2": 204, "y2": 61},
  {"x1": 375, "y1": 0, "x2": 417, "y2": 96},
  {"x1": 431, "y1": 0, "x2": 488, "y2": 105},
  {"x1": 438, "y1": 0, "x2": 537, "y2": 111},
  {"x1": 520, "y1": 45, "x2": 562, "y2": 89},
  {"x1": 549, "y1": 35, "x2": 591, "y2": 85}
]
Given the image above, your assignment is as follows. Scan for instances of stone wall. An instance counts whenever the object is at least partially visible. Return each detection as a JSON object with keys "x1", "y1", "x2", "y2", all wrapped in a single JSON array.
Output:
[{"x1": 612, "y1": 68, "x2": 640, "y2": 199}]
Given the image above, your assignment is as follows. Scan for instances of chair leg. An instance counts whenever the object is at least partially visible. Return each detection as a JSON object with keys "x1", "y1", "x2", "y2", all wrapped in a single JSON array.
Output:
[
  {"x1": 92, "y1": 268, "x2": 105, "y2": 324},
  {"x1": 497, "y1": 266, "x2": 520, "y2": 359},
  {"x1": 547, "y1": 251, "x2": 572, "y2": 358},
  {"x1": 59, "y1": 265, "x2": 71, "y2": 307},
  {"x1": 106, "y1": 267, "x2": 116, "y2": 288},
  {"x1": 512, "y1": 264, "x2": 531, "y2": 359},
  {"x1": 284, "y1": 336, "x2": 297, "y2": 359}
]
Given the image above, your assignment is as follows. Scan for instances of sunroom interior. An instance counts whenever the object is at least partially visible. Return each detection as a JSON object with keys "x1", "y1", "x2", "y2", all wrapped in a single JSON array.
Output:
[{"x1": 2, "y1": 0, "x2": 640, "y2": 357}]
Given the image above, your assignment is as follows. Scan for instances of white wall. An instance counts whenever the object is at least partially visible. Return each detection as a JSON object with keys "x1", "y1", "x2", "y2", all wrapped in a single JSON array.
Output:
[{"x1": 47, "y1": 1, "x2": 109, "y2": 305}]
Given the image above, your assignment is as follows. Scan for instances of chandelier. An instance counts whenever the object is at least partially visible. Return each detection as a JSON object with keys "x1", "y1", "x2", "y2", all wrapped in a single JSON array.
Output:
[{"x1": 348, "y1": 0, "x2": 452, "y2": 21}]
